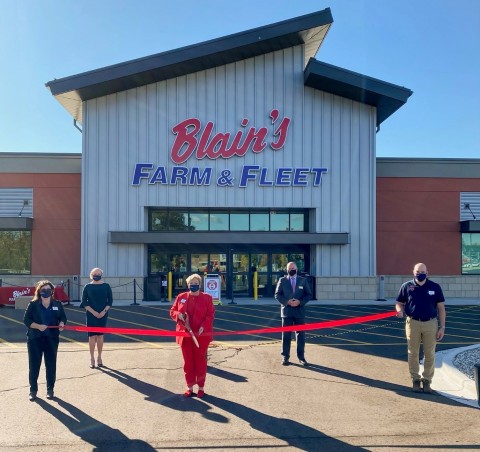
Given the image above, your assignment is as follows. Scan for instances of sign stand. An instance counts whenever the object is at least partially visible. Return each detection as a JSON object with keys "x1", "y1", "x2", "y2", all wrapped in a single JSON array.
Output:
[{"x1": 204, "y1": 274, "x2": 222, "y2": 305}]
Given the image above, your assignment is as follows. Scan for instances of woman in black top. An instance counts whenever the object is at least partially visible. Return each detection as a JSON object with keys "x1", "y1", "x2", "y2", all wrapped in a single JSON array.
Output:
[
  {"x1": 23, "y1": 280, "x2": 67, "y2": 401},
  {"x1": 81, "y1": 268, "x2": 113, "y2": 368}
]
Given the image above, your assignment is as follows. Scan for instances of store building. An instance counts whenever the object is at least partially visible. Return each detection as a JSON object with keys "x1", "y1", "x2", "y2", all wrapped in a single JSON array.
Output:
[{"x1": 1, "y1": 9, "x2": 479, "y2": 301}]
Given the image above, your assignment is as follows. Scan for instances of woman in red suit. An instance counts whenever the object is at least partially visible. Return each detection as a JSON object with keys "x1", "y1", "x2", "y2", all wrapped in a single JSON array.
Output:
[{"x1": 170, "y1": 273, "x2": 215, "y2": 398}]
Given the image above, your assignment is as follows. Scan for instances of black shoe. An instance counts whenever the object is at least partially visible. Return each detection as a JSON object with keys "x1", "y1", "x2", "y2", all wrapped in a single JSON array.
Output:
[
  {"x1": 29, "y1": 392, "x2": 37, "y2": 402},
  {"x1": 282, "y1": 358, "x2": 290, "y2": 366},
  {"x1": 299, "y1": 359, "x2": 309, "y2": 367},
  {"x1": 46, "y1": 390, "x2": 54, "y2": 400}
]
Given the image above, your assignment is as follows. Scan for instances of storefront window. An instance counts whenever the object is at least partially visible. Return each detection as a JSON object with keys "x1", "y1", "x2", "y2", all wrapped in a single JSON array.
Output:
[
  {"x1": 189, "y1": 212, "x2": 208, "y2": 231},
  {"x1": 151, "y1": 211, "x2": 168, "y2": 231},
  {"x1": 210, "y1": 212, "x2": 229, "y2": 230},
  {"x1": 251, "y1": 212, "x2": 269, "y2": 231},
  {"x1": 290, "y1": 253, "x2": 305, "y2": 272},
  {"x1": 290, "y1": 212, "x2": 305, "y2": 231},
  {"x1": 230, "y1": 213, "x2": 249, "y2": 230},
  {"x1": 251, "y1": 253, "x2": 268, "y2": 272},
  {"x1": 272, "y1": 253, "x2": 288, "y2": 273},
  {"x1": 0, "y1": 231, "x2": 31, "y2": 274},
  {"x1": 270, "y1": 212, "x2": 289, "y2": 231},
  {"x1": 191, "y1": 254, "x2": 209, "y2": 273},
  {"x1": 149, "y1": 208, "x2": 308, "y2": 232},
  {"x1": 462, "y1": 233, "x2": 480, "y2": 274}
]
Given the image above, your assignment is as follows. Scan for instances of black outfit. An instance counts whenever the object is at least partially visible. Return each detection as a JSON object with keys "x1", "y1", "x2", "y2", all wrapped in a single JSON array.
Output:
[
  {"x1": 81, "y1": 282, "x2": 113, "y2": 336},
  {"x1": 23, "y1": 299, "x2": 67, "y2": 393},
  {"x1": 274, "y1": 274, "x2": 312, "y2": 360}
]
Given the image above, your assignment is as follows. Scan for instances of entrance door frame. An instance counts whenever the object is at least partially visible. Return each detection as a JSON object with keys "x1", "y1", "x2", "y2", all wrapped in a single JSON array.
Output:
[{"x1": 147, "y1": 244, "x2": 310, "y2": 300}]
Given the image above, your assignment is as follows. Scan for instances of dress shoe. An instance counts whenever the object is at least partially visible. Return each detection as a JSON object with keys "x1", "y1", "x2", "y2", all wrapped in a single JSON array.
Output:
[
  {"x1": 282, "y1": 358, "x2": 290, "y2": 366},
  {"x1": 46, "y1": 390, "x2": 54, "y2": 400},
  {"x1": 29, "y1": 392, "x2": 37, "y2": 402},
  {"x1": 299, "y1": 359, "x2": 309, "y2": 367},
  {"x1": 197, "y1": 389, "x2": 205, "y2": 398}
]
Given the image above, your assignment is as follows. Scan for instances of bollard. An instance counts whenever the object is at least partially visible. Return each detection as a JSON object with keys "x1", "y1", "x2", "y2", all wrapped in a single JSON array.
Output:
[
  {"x1": 131, "y1": 278, "x2": 139, "y2": 306},
  {"x1": 475, "y1": 363, "x2": 480, "y2": 407}
]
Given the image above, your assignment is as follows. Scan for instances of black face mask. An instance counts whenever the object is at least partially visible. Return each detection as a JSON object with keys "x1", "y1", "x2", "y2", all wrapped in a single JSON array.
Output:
[
  {"x1": 40, "y1": 289, "x2": 52, "y2": 298},
  {"x1": 415, "y1": 273, "x2": 427, "y2": 282},
  {"x1": 288, "y1": 269, "x2": 297, "y2": 277}
]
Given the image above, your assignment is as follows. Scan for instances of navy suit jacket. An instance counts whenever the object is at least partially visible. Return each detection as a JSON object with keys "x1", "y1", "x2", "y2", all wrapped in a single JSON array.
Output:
[{"x1": 275, "y1": 275, "x2": 312, "y2": 319}]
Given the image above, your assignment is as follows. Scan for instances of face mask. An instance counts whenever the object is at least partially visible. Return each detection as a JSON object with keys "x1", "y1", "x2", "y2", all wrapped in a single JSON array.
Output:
[
  {"x1": 40, "y1": 289, "x2": 52, "y2": 298},
  {"x1": 415, "y1": 273, "x2": 427, "y2": 282},
  {"x1": 189, "y1": 284, "x2": 200, "y2": 292},
  {"x1": 288, "y1": 269, "x2": 297, "y2": 277},
  {"x1": 92, "y1": 275, "x2": 102, "y2": 281}
]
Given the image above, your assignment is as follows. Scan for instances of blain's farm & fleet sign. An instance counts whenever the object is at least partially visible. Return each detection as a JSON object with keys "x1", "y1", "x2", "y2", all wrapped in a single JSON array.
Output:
[{"x1": 132, "y1": 109, "x2": 328, "y2": 188}]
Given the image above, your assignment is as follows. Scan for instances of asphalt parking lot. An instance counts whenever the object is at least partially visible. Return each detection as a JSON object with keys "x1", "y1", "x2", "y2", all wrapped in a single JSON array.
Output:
[
  {"x1": 1, "y1": 302, "x2": 480, "y2": 451},
  {"x1": 2, "y1": 302, "x2": 479, "y2": 355}
]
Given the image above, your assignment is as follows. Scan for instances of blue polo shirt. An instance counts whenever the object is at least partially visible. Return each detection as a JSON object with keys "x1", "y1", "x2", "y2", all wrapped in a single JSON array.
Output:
[{"x1": 396, "y1": 279, "x2": 445, "y2": 320}]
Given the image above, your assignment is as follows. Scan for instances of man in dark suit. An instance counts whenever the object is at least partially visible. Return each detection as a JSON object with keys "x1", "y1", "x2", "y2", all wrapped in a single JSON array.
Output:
[{"x1": 274, "y1": 261, "x2": 313, "y2": 366}]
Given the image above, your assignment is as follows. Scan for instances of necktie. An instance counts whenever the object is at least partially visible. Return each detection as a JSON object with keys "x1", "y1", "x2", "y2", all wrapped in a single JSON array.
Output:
[{"x1": 291, "y1": 277, "x2": 295, "y2": 292}]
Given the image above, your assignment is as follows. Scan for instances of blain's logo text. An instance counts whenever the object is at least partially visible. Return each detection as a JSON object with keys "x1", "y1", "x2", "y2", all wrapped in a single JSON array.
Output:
[{"x1": 171, "y1": 109, "x2": 290, "y2": 164}]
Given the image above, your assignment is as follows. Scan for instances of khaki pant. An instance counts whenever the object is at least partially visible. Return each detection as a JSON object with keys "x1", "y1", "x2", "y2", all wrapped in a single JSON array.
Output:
[{"x1": 405, "y1": 317, "x2": 438, "y2": 382}]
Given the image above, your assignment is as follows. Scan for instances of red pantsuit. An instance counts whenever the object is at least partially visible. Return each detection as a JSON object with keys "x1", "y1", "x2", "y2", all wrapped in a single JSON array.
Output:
[{"x1": 170, "y1": 291, "x2": 215, "y2": 388}]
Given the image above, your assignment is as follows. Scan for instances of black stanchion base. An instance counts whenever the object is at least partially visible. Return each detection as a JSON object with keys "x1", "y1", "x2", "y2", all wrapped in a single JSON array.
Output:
[
  {"x1": 228, "y1": 300, "x2": 237, "y2": 305},
  {"x1": 130, "y1": 302, "x2": 140, "y2": 306}
]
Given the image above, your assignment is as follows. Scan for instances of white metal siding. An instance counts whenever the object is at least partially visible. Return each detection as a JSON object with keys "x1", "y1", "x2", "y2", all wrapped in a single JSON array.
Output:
[
  {"x1": 0, "y1": 188, "x2": 33, "y2": 217},
  {"x1": 460, "y1": 192, "x2": 480, "y2": 220},
  {"x1": 82, "y1": 45, "x2": 376, "y2": 277}
]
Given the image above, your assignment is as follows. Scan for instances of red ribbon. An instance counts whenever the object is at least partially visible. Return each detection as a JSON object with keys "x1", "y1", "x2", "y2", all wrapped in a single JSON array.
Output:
[{"x1": 51, "y1": 311, "x2": 396, "y2": 337}]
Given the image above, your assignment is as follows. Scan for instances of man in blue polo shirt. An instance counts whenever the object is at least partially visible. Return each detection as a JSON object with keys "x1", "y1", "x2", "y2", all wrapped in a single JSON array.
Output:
[{"x1": 395, "y1": 263, "x2": 446, "y2": 394}]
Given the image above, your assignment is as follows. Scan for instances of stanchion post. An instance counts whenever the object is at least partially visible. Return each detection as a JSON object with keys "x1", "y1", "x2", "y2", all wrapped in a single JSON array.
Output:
[
  {"x1": 131, "y1": 278, "x2": 139, "y2": 306},
  {"x1": 474, "y1": 363, "x2": 480, "y2": 407},
  {"x1": 228, "y1": 272, "x2": 237, "y2": 305}
]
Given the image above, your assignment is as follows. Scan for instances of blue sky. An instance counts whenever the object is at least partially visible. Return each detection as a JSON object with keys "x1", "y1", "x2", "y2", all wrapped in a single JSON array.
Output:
[{"x1": 1, "y1": 0, "x2": 479, "y2": 158}]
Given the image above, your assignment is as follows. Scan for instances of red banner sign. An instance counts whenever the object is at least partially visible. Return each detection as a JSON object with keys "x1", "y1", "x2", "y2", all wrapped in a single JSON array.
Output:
[{"x1": 0, "y1": 286, "x2": 70, "y2": 306}]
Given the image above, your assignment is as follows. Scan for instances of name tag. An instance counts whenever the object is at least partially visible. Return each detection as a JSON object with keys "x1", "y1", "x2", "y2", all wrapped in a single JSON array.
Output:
[
  {"x1": 180, "y1": 298, "x2": 187, "y2": 304},
  {"x1": 428, "y1": 291, "x2": 435, "y2": 296},
  {"x1": 52, "y1": 307, "x2": 59, "y2": 311}
]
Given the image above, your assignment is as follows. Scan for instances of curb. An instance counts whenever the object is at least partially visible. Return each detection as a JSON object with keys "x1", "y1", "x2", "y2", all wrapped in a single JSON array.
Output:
[{"x1": 432, "y1": 345, "x2": 479, "y2": 409}]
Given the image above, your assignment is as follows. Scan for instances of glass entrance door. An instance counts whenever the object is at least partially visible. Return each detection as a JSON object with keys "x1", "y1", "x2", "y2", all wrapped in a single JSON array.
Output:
[
  {"x1": 232, "y1": 252, "x2": 249, "y2": 297},
  {"x1": 147, "y1": 246, "x2": 309, "y2": 301}
]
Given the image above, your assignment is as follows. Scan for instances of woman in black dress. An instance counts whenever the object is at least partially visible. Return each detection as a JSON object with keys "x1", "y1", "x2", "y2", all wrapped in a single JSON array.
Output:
[{"x1": 81, "y1": 268, "x2": 113, "y2": 368}]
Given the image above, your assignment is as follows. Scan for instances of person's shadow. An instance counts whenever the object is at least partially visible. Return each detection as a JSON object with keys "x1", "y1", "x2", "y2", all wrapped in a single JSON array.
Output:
[
  {"x1": 98, "y1": 365, "x2": 228, "y2": 422},
  {"x1": 289, "y1": 362, "x2": 476, "y2": 407},
  {"x1": 207, "y1": 365, "x2": 248, "y2": 383},
  {"x1": 36, "y1": 397, "x2": 155, "y2": 451},
  {"x1": 205, "y1": 394, "x2": 367, "y2": 451}
]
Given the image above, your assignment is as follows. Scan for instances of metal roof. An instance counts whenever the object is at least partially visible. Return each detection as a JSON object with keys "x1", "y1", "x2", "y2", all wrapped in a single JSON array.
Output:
[
  {"x1": 46, "y1": 9, "x2": 334, "y2": 123},
  {"x1": 304, "y1": 59, "x2": 413, "y2": 126}
]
